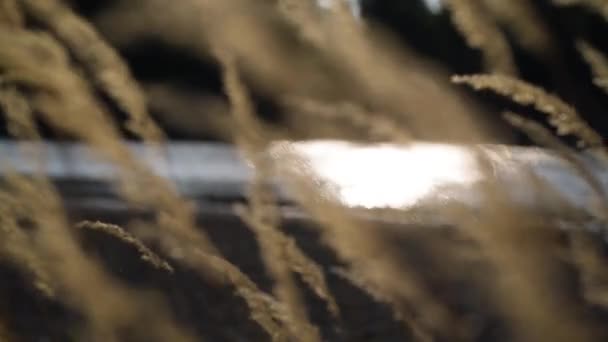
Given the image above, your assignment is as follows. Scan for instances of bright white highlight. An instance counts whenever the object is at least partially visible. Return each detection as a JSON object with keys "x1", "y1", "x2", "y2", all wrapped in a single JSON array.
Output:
[
  {"x1": 316, "y1": 0, "x2": 361, "y2": 18},
  {"x1": 423, "y1": 0, "x2": 444, "y2": 13},
  {"x1": 275, "y1": 141, "x2": 481, "y2": 209},
  {"x1": 316, "y1": 0, "x2": 442, "y2": 19}
]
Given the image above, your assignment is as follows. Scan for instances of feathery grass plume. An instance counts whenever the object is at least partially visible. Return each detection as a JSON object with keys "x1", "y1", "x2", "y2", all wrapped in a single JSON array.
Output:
[
  {"x1": 577, "y1": 40, "x2": 608, "y2": 94},
  {"x1": 18, "y1": 0, "x2": 164, "y2": 142},
  {"x1": 131, "y1": 221, "x2": 291, "y2": 342},
  {"x1": 482, "y1": 0, "x2": 555, "y2": 57},
  {"x1": 219, "y1": 49, "x2": 323, "y2": 342},
  {"x1": 273, "y1": 146, "x2": 468, "y2": 340},
  {"x1": 0, "y1": 26, "x2": 290, "y2": 339},
  {"x1": 219, "y1": 47, "x2": 337, "y2": 320},
  {"x1": 281, "y1": 96, "x2": 412, "y2": 143},
  {"x1": 444, "y1": 0, "x2": 518, "y2": 75},
  {"x1": 236, "y1": 204, "x2": 322, "y2": 342},
  {"x1": 76, "y1": 221, "x2": 174, "y2": 273},
  {"x1": 1, "y1": 174, "x2": 195, "y2": 341},
  {"x1": 449, "y1": 151, "x2": 601, "y2": 342},
  {"x1": 0, "y1": 27, "x2": 220, "y2": 254},
  {"x1": 553, "y1": 0, "x2": 608, "y2": 19},
  {"x1": 452, "y1": 74, "x2": 604, "y2": 147},
  {"x1": 503, "y1": 112, "x2": 608, "y2": 220},
  {"x1": 0, "y1": 26, "x2": 295, "y2": 339}
]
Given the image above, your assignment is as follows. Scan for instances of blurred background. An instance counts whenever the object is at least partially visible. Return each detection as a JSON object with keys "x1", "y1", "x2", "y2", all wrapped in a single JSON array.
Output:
[{"x1": 26, "y1": 0, "x2": 604, "y2": 146}]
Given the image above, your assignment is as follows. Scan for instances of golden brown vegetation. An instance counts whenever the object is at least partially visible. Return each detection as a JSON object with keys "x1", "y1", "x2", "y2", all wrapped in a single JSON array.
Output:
[
  {"x1": 0, "y1": 0, "x2": 608, "y2": 341},
  {"x1": 444, "y1": 0, "x2": 518, "y2": 75}
]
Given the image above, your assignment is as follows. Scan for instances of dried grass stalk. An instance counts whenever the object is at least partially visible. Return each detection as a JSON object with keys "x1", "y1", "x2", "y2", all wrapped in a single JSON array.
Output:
[
  {"x1": 135, "y1": 224, "x2": 291, "y2": 342},
  {"x1": 18, "y1": 0, "x2": 164, "y2": 141},
  {"x1": 281, "y1": 96, "x2": 412, "y2": 143},
  {"x1": 220, "y1": 49, "x2": 323, "y2": 342},
  {"x1": 280, "y1": 235, "x2": 340, "y2": 317},
  {"x1": 76, "y1": 221, "x2": 174, "y2": 273},
  {"x1": 0, "y1": 28, "x2": 218, "y2": 254},
  {"x1": 300, "y1": 1, "x2": 496, "y2": 143},
  {"x1": 3, "y1": 27, "x2": 297, "y2": 340},
  {"x1": 445, "y1": 0, "x2": 518, "y2": 75},
  {"x1": 450, "y1": 152, "x2": 600, "y2": 342},
  {"x1": 577, "y1": 40, "x2": 608, "y2": 94},
  {"x1": 482, "y1": 0, "x2": 555, "y2": 56},
  {"x1": 95, "y1": 0, "x2": 502, "y2": 142},
  {"x1": 505, "y1": 112, "x2": 608, "y2": 312},
  {"x1": 274, "y1": 147, "x2": 467, "y2": 340},
  {"x1": 237, "y1": 204, "x2": 321, "y2": 342},
  {"x1": 1, "y1": 175, "x2": 195, "y2": 341},
  {"x1": 503, "y1": 112, "x2": 608, "y2": 219},
  {"x1": 452, "y1": 74, "x2": 603, "y2": 147},
  {"x1": 0, "y1": 26, "x2": 285, "y2": 339},
  {"x1": 331, "y1": 266, "x2": 432, "y2": 342}
]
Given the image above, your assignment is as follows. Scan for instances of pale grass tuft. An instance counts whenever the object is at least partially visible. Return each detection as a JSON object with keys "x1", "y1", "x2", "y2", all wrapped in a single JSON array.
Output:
[{"x1": 452, "y1": 73, "x2": 603, "y2": 147}]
